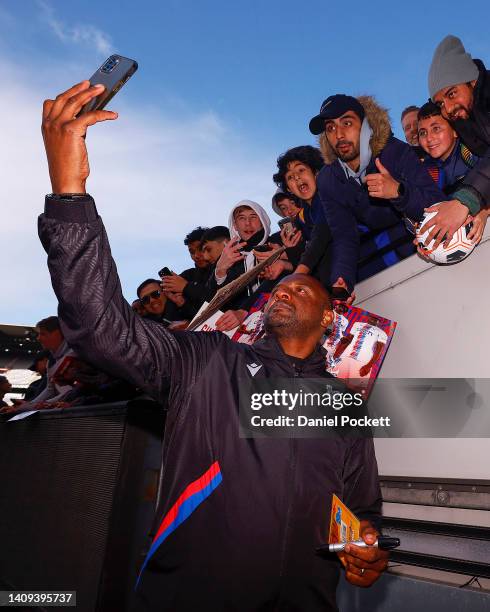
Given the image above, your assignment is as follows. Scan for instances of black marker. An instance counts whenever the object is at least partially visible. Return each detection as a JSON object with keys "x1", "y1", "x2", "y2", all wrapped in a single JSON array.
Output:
[{"x1": 316, "y1": 536, "x2": 400, "y2": 553}]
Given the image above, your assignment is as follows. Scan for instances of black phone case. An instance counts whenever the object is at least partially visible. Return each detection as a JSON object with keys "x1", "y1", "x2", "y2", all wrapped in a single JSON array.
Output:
[{"x1": 80, "y1": 55, "x2": 138, "y2": 114}]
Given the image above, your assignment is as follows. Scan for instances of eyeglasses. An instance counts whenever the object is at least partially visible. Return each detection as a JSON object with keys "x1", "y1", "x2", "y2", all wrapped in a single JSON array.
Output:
[{"x1": 140, "y1": 290, "x2": 162, "y2": 306}]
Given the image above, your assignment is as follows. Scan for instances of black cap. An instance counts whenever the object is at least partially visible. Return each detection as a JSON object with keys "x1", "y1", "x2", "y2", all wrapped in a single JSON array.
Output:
[{"x1": 309, "y1": 95, "x2": 365, "y2": 135}]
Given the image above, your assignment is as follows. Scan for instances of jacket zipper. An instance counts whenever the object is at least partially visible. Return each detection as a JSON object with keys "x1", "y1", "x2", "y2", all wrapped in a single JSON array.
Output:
[{"x1": 275, "y1": 361, "x2": 301, "y2": 608}]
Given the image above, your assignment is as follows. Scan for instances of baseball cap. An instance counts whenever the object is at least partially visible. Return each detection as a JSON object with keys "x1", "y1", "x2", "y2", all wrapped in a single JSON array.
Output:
[{"x1": 309, "y1": 94, "x2": 365, "y2": 135}]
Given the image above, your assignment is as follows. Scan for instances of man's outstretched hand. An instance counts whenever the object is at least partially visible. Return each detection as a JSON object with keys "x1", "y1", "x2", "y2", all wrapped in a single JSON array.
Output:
[{"x1": 42, "y1": 81, "x2": 118, "y2": 194}]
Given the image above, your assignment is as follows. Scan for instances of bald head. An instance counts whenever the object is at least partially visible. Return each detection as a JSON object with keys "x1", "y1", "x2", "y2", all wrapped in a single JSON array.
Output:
[
  {"x1": 264, "y1": 274, "x2": 333, "y2": 342},
  {"x1": 282, "y1": 273, "x2": 331, "y2": 308}
]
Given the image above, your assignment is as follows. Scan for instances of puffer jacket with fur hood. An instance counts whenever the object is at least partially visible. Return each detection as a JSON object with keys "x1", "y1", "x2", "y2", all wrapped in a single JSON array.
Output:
[{"x1": 316, "y1": 95, "x2": 445, "y2": 286}]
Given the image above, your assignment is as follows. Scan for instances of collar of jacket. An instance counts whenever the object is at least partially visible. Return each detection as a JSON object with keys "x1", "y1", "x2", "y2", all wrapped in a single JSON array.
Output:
[
  {"x1": 252, "y1": 334, "x2": 328, "y2": 376},
  {"x1": 330, "y1": 135, "x2": 397, "y2": 184},
  {"x1": 318, "y1": 95, "x2": 392, "y2": 165}
]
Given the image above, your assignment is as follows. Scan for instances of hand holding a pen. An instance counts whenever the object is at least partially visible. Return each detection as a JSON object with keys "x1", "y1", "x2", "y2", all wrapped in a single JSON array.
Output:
[{"x1": 339, "y1": 521, "x2": 390, "y2": 587}]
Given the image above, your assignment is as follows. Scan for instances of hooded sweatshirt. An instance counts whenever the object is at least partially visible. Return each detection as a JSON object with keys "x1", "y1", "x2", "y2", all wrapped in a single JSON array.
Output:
[
  {"x1": 206, "y1": 200, "x2": 271, "y2": 310},
  {"x1": 227, "y1": 199, "x2": 271, "y2": 278}
]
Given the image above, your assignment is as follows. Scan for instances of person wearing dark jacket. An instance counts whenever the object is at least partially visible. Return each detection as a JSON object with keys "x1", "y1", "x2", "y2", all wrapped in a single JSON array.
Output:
[
  {"x1": 273, "y1": 146, "x2": 336, "y2": 287},
  {"x1": 40, "y1": 80, "x2": 388, "y2": 612},
  {"x1": 161, "y1": 226, "x2": 211, "y2": 319},
  {"x1": 23, "y1": 350, "x2": 51, "y2": 401},
  {"x1": 309, "y1": 94, "x2": 446, "y2": 287},
  {"x1": 425, "y1": 35, "x2": 490, "y2": 245}
]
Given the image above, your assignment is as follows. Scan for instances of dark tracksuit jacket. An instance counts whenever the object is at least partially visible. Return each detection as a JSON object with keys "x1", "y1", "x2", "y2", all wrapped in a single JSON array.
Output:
[{"x1": 39, "y1": 194, "x2": 382, "y2": 612}]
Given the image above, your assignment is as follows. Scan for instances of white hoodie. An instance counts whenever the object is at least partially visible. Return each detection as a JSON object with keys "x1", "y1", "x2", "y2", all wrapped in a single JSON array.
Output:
[{"x1": 216, "y1": 200, "x2": 271, "y2": 292}]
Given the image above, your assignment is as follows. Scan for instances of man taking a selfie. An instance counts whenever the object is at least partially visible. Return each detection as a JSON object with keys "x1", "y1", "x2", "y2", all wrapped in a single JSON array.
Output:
[{"x1": 39, "y1": 80, "x2": 388, "y2": 611}]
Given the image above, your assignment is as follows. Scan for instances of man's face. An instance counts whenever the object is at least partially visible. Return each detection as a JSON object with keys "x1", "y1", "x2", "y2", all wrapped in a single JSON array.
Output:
[
  {"x1": 324, "y1": 112, "x2": 362, "y2": 165},
  {"x1": 35, "y1": 357, "x2": 49, "y2": 376},
  {"x1": 264, "y1": 274, "x2": 332, "y2": 340},
  {"x1": 234, "y1": 207, "x2": 263, "y2": 241},
  {"x1": 433, "y1": 82, "x2": 476, "y2": 122},
  {"x1": 202, "y1": 239, "x2": 225, "y2": 265},
  {"x1": 418, "y1": 114, "x2": 457, "y2": 161},
  {"x1": 276, "y1": 197, "x2": 301, "y2": 218},
  {"x1": 285, "y1": 161, "x2": 317, "y2": 202},
  {"x1": 0, "y1": 380, "x2": 12, "y2": 395},
  {"x1": 402, "y1": 111, "x2": 419, "y2": 146},
  {"x1": 36, "y1": 327, "x2": 63, "y2": 352},
  {"x1": 187, "y1": 240, "x2": 207, "y2": 269},
  {"x1": 139, "y1": 282, "x2": 166, "y2": 315}
]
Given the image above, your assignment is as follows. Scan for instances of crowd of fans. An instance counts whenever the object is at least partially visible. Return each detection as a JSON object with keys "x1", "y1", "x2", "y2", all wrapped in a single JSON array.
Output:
[{"x1": 1, "y1": 34, "x2": 489, "y2": 414}]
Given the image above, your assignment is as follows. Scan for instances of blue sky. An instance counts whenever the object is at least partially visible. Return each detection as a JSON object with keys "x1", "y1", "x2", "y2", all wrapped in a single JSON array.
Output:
[{"x1": 1, "y1": 0, "x2": 489, "y2": 324}]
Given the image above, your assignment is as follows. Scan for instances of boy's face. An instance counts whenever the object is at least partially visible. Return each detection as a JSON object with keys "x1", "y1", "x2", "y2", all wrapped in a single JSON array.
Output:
[
  {"x1": 202, "y1": 240, "x2": 225, "y2": 264},
  {"x1": 418, "y1": 114, "x2": 457, "y2": 161},
  {"x1": 233, "y1": 207, "x2": 263, "y2": 241},
  {"x1": 276, "y1": 197, "x2": 301, "y2": 218},
  {"x1": 285, "y1": 161, "x2": 317, "y2": 202},
  {"x1": 187, "y1": 240, "x2": 207, "y2": 268}
]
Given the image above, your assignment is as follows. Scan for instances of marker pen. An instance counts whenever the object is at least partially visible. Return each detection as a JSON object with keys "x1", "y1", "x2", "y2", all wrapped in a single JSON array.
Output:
[{"x1": 316, "y1": 536, "x2": 400, "y2": 553}]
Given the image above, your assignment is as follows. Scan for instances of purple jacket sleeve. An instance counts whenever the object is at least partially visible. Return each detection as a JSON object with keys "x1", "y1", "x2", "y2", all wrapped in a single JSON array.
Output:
[{"x1": 38, "y1": 195, "x2": 225, "y2": 403}]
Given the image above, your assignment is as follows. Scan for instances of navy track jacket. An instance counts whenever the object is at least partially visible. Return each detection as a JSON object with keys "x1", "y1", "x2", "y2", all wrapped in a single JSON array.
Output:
[{"x1": 39, "y1": 195, "x2": 382, "y2": 612}]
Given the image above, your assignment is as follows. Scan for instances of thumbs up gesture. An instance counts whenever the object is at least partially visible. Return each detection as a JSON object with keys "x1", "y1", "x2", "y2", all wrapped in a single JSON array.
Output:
[{"x1": 364, "y1": 157, "x2": 400, "y2": 199}]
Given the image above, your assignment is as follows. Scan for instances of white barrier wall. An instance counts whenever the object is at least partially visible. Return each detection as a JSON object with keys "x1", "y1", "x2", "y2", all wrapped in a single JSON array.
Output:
[{"x1": 355, "y1": 227, "x2": 490, "y2": 481}]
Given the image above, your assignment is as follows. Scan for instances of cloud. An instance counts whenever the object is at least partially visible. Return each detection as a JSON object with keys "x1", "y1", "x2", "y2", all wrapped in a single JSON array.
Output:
[
  {"x1": 0, "y1": 53, "x2": 278, "y2": 325},
  {"x1": 37, "y1": 0, "x2": 112, "y2": 56}
]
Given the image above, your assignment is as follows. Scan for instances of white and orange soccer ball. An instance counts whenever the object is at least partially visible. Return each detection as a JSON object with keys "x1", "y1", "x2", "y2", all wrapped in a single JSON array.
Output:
[{"x1": 416, "y1": 210, "x2": 475, "y2": 264}]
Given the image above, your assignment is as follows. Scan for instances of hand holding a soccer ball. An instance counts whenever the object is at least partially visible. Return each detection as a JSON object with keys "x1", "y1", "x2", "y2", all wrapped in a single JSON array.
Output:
[
  {"x1": 416, "y1": 205, "x2": 476, "y2": 265},
  {"x1": 419, "y1": 200, "x2": 471, "y2": 249}
]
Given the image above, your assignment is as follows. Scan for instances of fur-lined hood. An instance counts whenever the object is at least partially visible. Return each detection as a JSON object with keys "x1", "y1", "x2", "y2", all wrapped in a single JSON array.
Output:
[{"x1": 319, "y1": 95, "x2": 392, "y2": 165}]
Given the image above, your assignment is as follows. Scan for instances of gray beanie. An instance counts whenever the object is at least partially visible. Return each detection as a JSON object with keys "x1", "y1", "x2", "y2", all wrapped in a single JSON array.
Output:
[{"x1": 428, "y1": 35, "x2": 479, "y2": 100}]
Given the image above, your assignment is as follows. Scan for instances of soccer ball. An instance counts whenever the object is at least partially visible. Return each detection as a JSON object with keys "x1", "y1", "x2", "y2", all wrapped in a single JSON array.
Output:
[{"x1": 416, "y1": 210, "x2": 475, "y2": 264}]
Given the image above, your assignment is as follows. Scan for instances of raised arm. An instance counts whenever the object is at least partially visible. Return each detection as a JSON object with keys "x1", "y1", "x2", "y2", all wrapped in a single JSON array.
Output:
[{"x1": 39, "y1": 81, "x2": 224, "y2": 401}]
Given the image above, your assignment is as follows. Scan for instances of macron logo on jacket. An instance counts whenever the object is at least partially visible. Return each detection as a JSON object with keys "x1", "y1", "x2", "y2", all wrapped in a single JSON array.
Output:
[{"x1": 247, "y1": 362, "x2": 262, "y2": 377}]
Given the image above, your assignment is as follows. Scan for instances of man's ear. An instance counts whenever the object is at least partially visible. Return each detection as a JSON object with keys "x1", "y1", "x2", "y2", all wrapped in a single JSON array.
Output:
[
  {"x1": 321, "y1": 308, "x2": 334, "y2": 330},
  {"x1": 470, "y1": 79, "x2": 477, "y2": 89}
]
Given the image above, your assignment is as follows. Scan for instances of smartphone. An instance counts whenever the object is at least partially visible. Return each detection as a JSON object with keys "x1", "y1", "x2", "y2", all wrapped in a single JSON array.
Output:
[
  {"x1": 79, "y1": 54, "x2": 138, "y2": 115},
  {"x1": 158, "y1": 267, "x2": 173, "y2": 278},
  {"x1": 278, "y1": 217, "x2": 295, "y2": 236}
]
